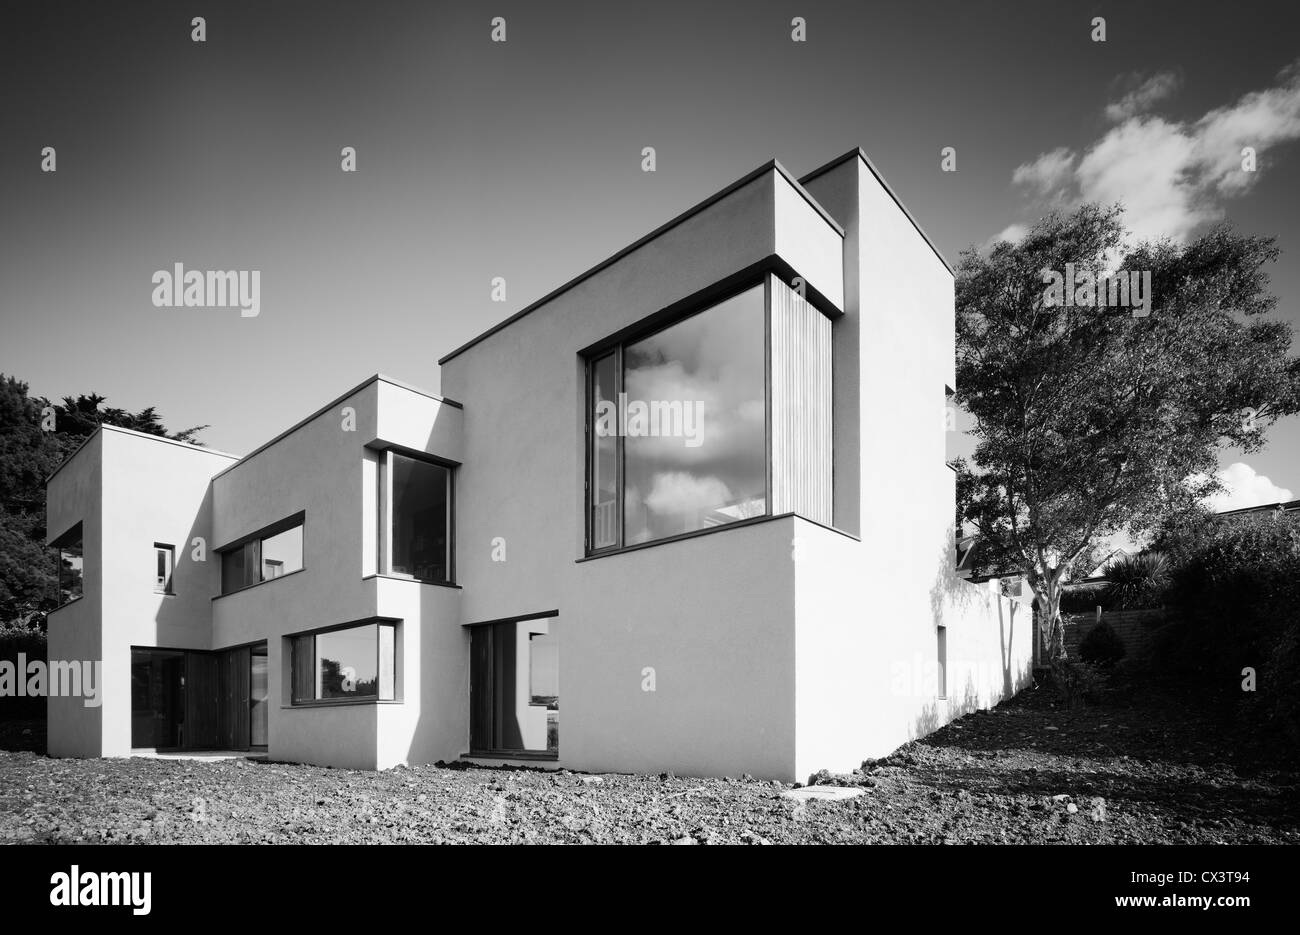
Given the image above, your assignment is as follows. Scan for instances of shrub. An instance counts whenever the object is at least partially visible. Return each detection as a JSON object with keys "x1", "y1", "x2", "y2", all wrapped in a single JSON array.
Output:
[
  {"x1": 1061, "y1": 582, "x2": 1108, "y2": 614},
  {"x1": 1051, "y1": 658, "x2": 1108, "y2": 707},
  {"x1": 1156, "y1": 510, "x2": 1300, "y2": 738},
  {"x1": 1104, "y1": 552, "x2": 1170, "y2": 609},
  {"x1": 1079, "y1": 620, "x2": 1126, "y2": 667},
  {"x1": 0, "y1": 618, "x2": 48, "y2": 720}
]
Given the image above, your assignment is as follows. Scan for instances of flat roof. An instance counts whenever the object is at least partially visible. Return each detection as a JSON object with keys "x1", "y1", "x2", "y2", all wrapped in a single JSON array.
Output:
[
  {"x1": 210, "y1": 373, "x2": 460, "y2": 481},
  {"x1": 45, "y1": 423, "x2": 239, "y2": 487},
  {"x1": 437, "y1": 158, "x2": 843, "y2": 366},
  {"x1": 799, "y1": 147, "x2": 954, "y2": 277},
  {"x1": 1217, "y1": 498, "x2": 1300, "y2": 517},
  {"x1": 47, "y1": 374, "x2": 460, "y2": 489}
]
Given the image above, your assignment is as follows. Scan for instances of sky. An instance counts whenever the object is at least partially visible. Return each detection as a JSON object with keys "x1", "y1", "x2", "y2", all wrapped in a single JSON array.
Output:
[{"x1": 3, "y1": 0, "x2": 1299, "y2": 510}]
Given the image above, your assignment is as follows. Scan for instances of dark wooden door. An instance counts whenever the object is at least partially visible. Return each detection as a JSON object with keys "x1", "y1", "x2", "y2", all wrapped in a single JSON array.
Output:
[
  {"x1": 219, "y1": 646, "x2": 252, "y2": 750},
  {"x1": 184, "y1": 652, "x2": 221, "y2": 749},
  {"x1": 469, "y1": 625, "x2": 493, "y2": 751}
]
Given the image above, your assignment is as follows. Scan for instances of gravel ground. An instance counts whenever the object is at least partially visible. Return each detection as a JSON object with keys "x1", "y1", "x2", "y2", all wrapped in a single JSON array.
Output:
[{"x1": 1, "y1": 684, "x2": 1295, "y2": 845}]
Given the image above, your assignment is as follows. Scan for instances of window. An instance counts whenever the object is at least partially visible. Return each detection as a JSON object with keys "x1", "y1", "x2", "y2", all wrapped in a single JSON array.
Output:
[
  {"x1": 154, "y1": 543, "x2": 175, "y2": 593},
  {"x1": 937, "y1": 626, "x2": 948, "y2": 699},
  {"x1": 250, "y1": 645, "x2": 269, "y2": 747},
  {"x1": 380, "y1": 451, "x2": 452, "y2": 584},
  {"x1": 130, "y1": 648, "x2": 184, "y2": 748},
  {"x1": 470, "y1": 614, "x2": 558, "y2": 755},
  {"x1": 53, "y1": 523, "x2": 83, "y2": 605},
  {"x1": 586, "y1": 283, "x2": 768, "y2": 552},
  {"x1": 291, "y1": 621, "x2": 396, "y2": 704},
  {"x1": 220, "y1": 515, "x2": 304, "y2": 594}
]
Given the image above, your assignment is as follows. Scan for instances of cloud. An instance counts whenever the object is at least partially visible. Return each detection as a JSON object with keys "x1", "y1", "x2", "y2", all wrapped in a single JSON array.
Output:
[
  {"x1": 1203, "y1": 461, "x2": 1293, "y2": 512},
  {"x1": 987, "y1": 222, "x2": 1029, "y2": 247},
  {"x1": 1001, "y1": 61, "x2": 1300, "y2": 243},
  {"x1": 1011, "y1": 146, "x2": 1077, "y2": 200},
  {"x1": 1104, "y1": 71, "x2": 1181, "y2": 122},
  {"x1": 642, "y1": 471, "x2": 733, "y2": 516}
]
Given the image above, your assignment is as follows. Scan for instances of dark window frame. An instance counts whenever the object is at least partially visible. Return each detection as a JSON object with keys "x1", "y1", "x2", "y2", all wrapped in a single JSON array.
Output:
[
  {"x1": 377, "y1": 447, "x2": 456, "y2": 586},
  {"x1": 466, "y1": 610, "x2": 559, "y2": 759},
  {"x1": 937, "y1": 625, "x2": 948, "y2": 700},
  {"x1": 289, "y1": 618, "x2": 398, "y2": 706},
  {"x1": 583, "y1": 277, "x2": 772, "y2": 555},
  {"x1": 154, "y1": 542, "x2": 175, "y2": 594},
  {"x1": 217, "y1": 512, "x2": 305, "y2": 596},
  {"x1": 52, "y1": 521, "x2": 84, "y2": 607}
]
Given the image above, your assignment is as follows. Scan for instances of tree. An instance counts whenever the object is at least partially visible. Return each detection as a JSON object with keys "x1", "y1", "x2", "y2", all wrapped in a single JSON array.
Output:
[
  {"x1": 54, "y1": 393, "x2": 206, "y2": 443},
  {"x1": 0, "y1": 374, "x2": 207, "y2": 626},
  {"x1": 952, "y1": 205, "x2": 1300, "y2": 662}
]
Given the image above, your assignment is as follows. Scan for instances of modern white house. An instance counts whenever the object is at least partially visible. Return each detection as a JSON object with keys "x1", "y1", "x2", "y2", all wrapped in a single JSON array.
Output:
[{"x1": 45, "y1": 148, "x2": 1034, "y2": 782}]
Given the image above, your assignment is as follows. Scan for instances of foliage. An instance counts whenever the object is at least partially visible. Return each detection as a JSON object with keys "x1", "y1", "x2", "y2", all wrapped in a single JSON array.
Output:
[
  {"x1": 1050, "y1": 657, "x2": 1108, "y2": 707},
  {"x1": 1155, "y1": 510, "x2": 1300, "y2": 738},
  {"x1": 1103, "y1": 552, "x2": 1170, "y2": 610},
  {"x1": 1061, "y1": 582, "x2": 1108, "y2": 613},
  {"x1": 0, "y1": 374, "x2": 205, "y2": 627},
  {"x1": 0, "y1": 617, "x2": 48, "y2": 718},
  {"x1": 1078, "y1": 620, "x2": 1126, "y2": 667},
  {"x1": 953, "y1": 205, "x2": 1300, "y2": 661}
]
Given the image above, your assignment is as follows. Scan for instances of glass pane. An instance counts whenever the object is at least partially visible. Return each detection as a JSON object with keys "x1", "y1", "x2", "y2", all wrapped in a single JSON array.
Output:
[
  {"x1": 250, "y1": 651, "x2": 269, "y2": 746},
  {"x1": 155, "y1": 547, "x2": 173, "y2": 591},
  {"x1": 227, "y1": 546, "x2": 241, "y2": 592},
  {"x1": 130, "y1": 649, "x2": 184, "y2": 748},
  {"x1": 291, "y1": 635, "x2": 314, "y2": 703},
  {"x1": 221, "y1": 544, "x2": 250, "y2": 593},
  {"x1": 622, "y1": 284, "x2": 767, "y2": 544},
  {"x1": 261, "y1": 525, "x2": 302, "y2": 579},
  {"x1": 591, "y1": 353, "x2": 619, "y2": 549},
  {"x1": 315, "y1": 624, "x2": 379, "y2": 699},
  {"x1": 489, "y1": 620, "x2": 559, "y2": 753},
  {"x1": 378, "y1": 625, "x2": 395, "y2": 701},
  {"x1": 390, "y1": 454, "x2": 450, "y2": 583},
  {"x1": 59, "y1": 538, "x2": 83, "y2": 603}
]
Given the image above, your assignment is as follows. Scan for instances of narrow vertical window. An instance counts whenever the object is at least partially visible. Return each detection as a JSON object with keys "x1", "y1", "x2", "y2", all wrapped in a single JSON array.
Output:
[
  {"x1": 154, "y1": 543, "x2": 175, "y2": 593},
  {"x1": 937, "y1": 626, "x2": 948, "y2": 699},
  {"x1": 590, "y1": 352, "x2": 619, "y2": 550},
  {"x1": 54, "y1": 523, "x2": 83, "y2": 605}
]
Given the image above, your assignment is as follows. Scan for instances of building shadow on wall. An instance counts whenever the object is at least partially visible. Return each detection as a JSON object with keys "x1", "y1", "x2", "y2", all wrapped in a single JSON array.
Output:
[
  {"x1": 151, "y1": 483, "x2": 217, "y2": 644},
  {"x1": 917, "y1": 525, "x2": 1032, "y2": 743}
]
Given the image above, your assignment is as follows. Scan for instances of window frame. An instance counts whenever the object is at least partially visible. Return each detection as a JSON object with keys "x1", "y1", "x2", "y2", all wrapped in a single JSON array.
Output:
[
  {"x1": 937, "y1": 625, "x2": 948, "y2": 700},
  {"x1": 154, "y1": 542, "x2": 175, "y2": 594},
  {"x1": 289, "y1": 618, "x2": 398, "y2": 706},
  {"x1": 583, "y1": 277, "x2": 772, "y2": 555},
  {"x1": 377, "y1": 448, "x2": 455, "y2": 586},
  {"x1": 217, "y1": 512, "x2": 305, "y2": 596},
  {"x1": 52, "y1": 521, "x2": 84, "y2": 607}
]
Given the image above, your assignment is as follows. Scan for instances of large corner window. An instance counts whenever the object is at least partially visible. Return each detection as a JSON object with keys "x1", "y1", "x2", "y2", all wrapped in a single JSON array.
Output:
[
  {"x1": 586, "y1": 282, "x2": 768, "y2": 552},
  {"x1": 291, "y1": 621, "x2": 396, "y2": 704},
  {"x1": 54, "y1": 522, "x2": 83, "y2": 605},
  {"x1": 220, "y1": 514, "x2": 304, "y2": 594},
  {"x1": 379, "y1": 451, "x2": 452, "y2": 584}
]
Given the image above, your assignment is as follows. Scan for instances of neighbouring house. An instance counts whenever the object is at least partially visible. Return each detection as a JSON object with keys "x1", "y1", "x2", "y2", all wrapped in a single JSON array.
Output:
[
  {"x1": 1081, "y1": 548, "x2": 1131, "y2": 582},
  {"x1": 1217, "y1": 498, "x2": 1300, "y2": 522},
  {"x1": 44, "y1": 148, "x2": 1034, "y2": 781}
]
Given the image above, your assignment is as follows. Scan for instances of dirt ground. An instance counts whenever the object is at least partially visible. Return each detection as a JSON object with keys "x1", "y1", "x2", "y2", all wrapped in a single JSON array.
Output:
[{"x1": 1, "y1": 682, "x2": 1295, "y2": 845}]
